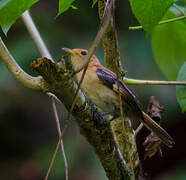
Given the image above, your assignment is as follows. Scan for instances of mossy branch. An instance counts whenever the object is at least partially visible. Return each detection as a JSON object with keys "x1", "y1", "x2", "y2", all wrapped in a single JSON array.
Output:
[
  {"x1": 32, "y1": 57, "x2": 132, "y2": 180},
  {"x1": 98, "y1": 1, "x2": 141, "y2": 178}
]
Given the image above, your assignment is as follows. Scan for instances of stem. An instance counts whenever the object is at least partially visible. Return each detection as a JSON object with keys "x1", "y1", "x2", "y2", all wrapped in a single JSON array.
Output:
[
  {"x1": 0, "y1": 38, "x2": 44, "y2": 91},
  {"x1": 45, "y1": 140, "x2": 61, "y2": 180},
  {"x1": 51, "y1": 99, "x2": 68, "y2": 180},
  {"x1": 124, "y1": 78, "x2": 186, "y2": 85},
  {"x1": 129, "y1": 15, "x2": 186, "y2": 30},
  {"x1": 21, "y1": 11, "x2": 52, "y2": 60},
  {"x1": 173, "y1": 3, "x2": 186, "y2": 16}
]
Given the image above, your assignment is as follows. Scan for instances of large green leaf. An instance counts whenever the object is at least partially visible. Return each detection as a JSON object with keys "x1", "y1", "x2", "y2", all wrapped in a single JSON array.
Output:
[
  {"x1": 151, "y1": 10, "x2": 186, "y2": 80},
  {"x1": 176, "y1": 62, "x2": 186, "y2": 112},
  {"x1": 129, "y1": 0, "x2": 174, "y2": 34},
  {"x1": 0, "y1": 0, "x2": 39, "y2": 34},
  {"x1": 58, "y1": 0, "x2": 76, "y2": 16}
]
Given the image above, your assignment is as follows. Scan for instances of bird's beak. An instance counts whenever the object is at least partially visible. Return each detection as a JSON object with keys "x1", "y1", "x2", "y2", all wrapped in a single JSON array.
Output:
[{"x1": 62, "y1": 48, "x2": 76, "y2": 56}]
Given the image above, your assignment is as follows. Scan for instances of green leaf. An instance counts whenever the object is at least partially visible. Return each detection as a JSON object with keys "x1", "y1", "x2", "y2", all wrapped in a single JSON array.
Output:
[
  {"x1": 0, "y1": 0, "x2": 39, "y2": 35},
  {"x1": 176, "y1": 62, "x2": 186, "y2": 112},
  {"x1": 92, "y1": 0, "x2": 98, "y2": 7},
  {"x1": 129, "y1": 0, "x2": 174, "y2": 34},
  {"x1": 151, "y1": 10, "x2": 186, "y2": 80},
  {"x1": 181, "y1": 0, "x2": 186, "y2": 4},
  {"x1": 58, "y1": 0, "x2": 77, "y2": 16}
]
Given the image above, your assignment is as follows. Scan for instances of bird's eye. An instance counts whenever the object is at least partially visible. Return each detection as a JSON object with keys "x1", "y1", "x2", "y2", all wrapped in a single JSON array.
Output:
[{"x1": 81, "y1": 51, "x2": 87, "y2": 56}]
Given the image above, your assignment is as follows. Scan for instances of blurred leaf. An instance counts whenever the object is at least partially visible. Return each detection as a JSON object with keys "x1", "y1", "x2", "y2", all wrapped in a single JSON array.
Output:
[
  {"x1": 176, "y1": 62, "x2": 186, "y2": 112},
  {"x1": 181, "y1": 0, "x2": 186, "y2": 4},
  {"x1": 129, "y1": 0, "x2": 174, "y2": 34},
  {"x1": 151, "y1": 10, "x2": 186, "y2": 80},
  {"x1": 0, "y1": 0, "x2": 39, "y2": 35},
  {"x1": 92, "y1": 0, "x2": 98, "y2": 7},
  {"x1": 71, "y1": 5, "x2": 78, "y2": 10},
  {"x1": 58, "y1": 0, "x2": 77, "y2": 16}
]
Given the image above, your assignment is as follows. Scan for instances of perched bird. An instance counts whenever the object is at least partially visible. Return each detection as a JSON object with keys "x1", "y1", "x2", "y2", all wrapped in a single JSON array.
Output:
[{"x1": 63, "y1": 48, "x2": 174, "y2": 147}]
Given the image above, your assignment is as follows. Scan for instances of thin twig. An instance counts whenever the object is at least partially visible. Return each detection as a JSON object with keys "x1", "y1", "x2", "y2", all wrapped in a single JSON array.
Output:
[
  {"x1": 21, "y1": 10, "x2": 68, "y2": 179},
  {"x1": 129, "y1": 15, "x2": 186, "y2": 30},
  {"x1": 124, "y1": 78, "x2": 186, "y2": 85},
  {"x1": 74, "y1": 0, "x2": 114, "y2": 72},
  {"x1": 173, "y1": 3, "x2": 186, "y2": 16},
  {"x1": 51, "y1": 98, "x2": 68, "y2": 180},
  {"x1": 45, "y1": 140, "x2": 61, "y2": 180},
  {"x1": 52, "y1": 0, "x2": 115, "y2": 165},
  {"x1": 135, "y1": 123, "x2": 143, "y2": 137},
  {"x1": 0, "y1": 38, "x2": 44, "y2": 90},
  {"x1": 21, "y1": 11, "x2": 52, "y2": 60}
]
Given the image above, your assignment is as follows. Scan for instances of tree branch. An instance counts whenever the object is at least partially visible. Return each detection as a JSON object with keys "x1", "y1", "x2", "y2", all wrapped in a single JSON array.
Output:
[
  {"x1": 124, "y1": 77, "x2": 186, "y2": 85},
  {"x1": 98, "y1": 1, "x2": 141, "y2": 178},
  {"x1": 32, "y1": 57, "x2": 132, "y2": 179},
  {"x1": 98, "y1": 0, "x2": 123, "y2": 73},
  {"x1": 21, "y1": 11, "x2": 52, "y2": 60},
  {"x1": 129, "y1": 15, "x2": 186, "y2": 30}
]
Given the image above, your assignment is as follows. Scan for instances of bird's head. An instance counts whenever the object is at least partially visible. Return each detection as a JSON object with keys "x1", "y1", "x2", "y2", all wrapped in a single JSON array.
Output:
[{"x1": 62, "y1": 48, "x2": 101, "y2": 68}]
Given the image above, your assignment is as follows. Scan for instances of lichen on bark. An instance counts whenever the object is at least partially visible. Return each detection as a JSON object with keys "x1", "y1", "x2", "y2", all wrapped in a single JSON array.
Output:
[{"x1": 32, "y1": 57, "x2": 132, "y2": 179}]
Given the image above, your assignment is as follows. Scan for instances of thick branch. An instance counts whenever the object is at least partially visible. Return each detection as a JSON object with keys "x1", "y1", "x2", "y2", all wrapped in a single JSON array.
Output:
[
  {"x1": 0, "y1": 37, "x2": 45, "y2": 91},
  {"x1": 98, "y1": 0, "x2": 123, "y2": 73},
  {"x1": 32, "y1": 57, "x2": 131, "y2": 179},
  {"x1": 98, "y1": 1, "x2": 141, "y2": 178}
]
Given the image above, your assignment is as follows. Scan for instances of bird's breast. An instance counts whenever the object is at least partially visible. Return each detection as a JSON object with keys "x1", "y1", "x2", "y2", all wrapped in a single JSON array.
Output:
[{"x1": 76, "y1": 70, "x2": 119, "y2": 111}]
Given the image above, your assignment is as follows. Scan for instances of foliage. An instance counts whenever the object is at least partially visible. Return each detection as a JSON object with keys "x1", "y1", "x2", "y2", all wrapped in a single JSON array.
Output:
[
  {"x1": 0, "y1": 0, "x2": 39, "y2": 34},
  {"x1": 176, "y1": 62, "x2": 186, "y2": 112},
  {"x1": 57, "y1": 0, "x2": 77, "y2": 16},
  {"x1": 151, "y1": 9, "x2": 186, "y2": 81},
  {"x1": 129, "y1": 0, "x2": 174, "y2": 34}
]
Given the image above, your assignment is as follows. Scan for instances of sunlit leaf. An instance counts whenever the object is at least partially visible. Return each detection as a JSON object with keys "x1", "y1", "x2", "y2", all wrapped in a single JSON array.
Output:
[
  {"x1": 58, "y1": 0, "x2": 77, "y2": 16},
  {"x1": 0, "y1": 0, "x2": 39, "y2": 35},
  {"x1": 151, "y1": 10, "x2": 186, "y2": 80},
  {"x1": 129, "y1": 0, "x2": 174, "y2": 34},
  {"x1": 176, "y1": 62, "x2": 186, "y2": 112}
]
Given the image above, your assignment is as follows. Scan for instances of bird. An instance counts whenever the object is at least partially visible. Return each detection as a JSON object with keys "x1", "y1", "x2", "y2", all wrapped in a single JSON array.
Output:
[{"x1": 63, "y1": 48, "x2": 174, "y2": 147}]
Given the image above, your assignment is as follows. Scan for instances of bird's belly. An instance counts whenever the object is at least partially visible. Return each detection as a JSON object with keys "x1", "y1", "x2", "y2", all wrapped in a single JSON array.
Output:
[{"x1": 82, "y1": 81, "x2": 119, "y2": 111}]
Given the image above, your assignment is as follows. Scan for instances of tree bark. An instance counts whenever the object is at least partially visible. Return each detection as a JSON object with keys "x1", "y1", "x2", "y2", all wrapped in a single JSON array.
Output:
[{"x1": 32, "y1": 57, "x2": 132, "y2": 180}]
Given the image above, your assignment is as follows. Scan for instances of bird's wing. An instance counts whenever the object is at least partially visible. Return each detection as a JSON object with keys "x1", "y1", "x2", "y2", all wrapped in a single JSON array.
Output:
[
  {"x1": 96, "y1": 67, "x2": 174, "y2": 147},
  {"x1": 96, "y1": 67, "x2": 143, "y2": 119}
]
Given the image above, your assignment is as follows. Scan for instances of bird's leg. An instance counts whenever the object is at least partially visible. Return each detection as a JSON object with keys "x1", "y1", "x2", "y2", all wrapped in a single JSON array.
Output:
[
  {"x1": 101, "y1": 110, "x2": 117, "y2": 116},
  {"x1": 101, "y1": 109, "x2": 120, "y2": 121}
]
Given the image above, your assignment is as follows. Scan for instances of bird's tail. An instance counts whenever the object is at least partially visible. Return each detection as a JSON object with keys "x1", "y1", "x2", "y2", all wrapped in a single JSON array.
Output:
[{"x1": 141, "y1": 112, "x2": 174, "y2": 147}]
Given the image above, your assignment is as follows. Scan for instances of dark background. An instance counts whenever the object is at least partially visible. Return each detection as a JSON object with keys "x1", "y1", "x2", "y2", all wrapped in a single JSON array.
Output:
[{"x1": 0, "y1": 0, "x2": 186, "y2": 179}]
